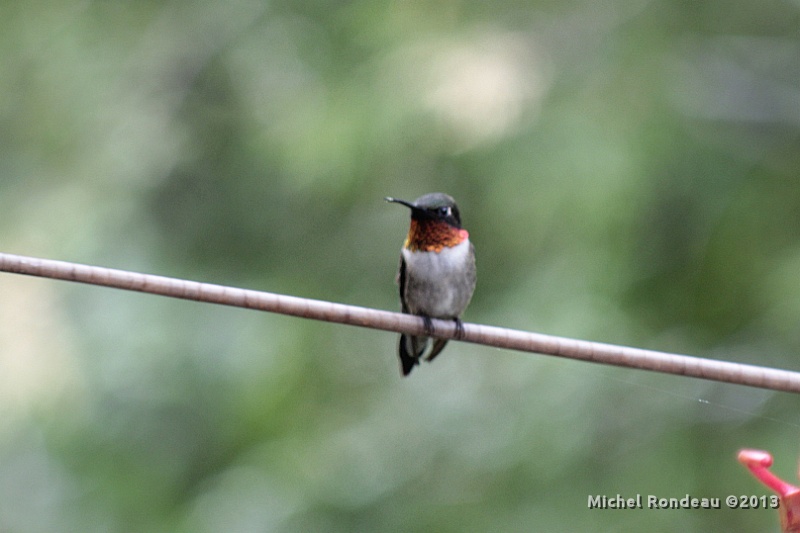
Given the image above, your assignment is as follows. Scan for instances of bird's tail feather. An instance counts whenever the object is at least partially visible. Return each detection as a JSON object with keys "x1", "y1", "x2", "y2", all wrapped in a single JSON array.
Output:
[
  {"x1": 398, "y1": 334, "x2": 428, "y2": 376},
  {"x1": 426, "y1": 338, "x2": 449, "y2": 362}
]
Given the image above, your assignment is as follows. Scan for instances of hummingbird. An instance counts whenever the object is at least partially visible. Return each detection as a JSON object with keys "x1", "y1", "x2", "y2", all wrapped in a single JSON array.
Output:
[{"x1": 385, "y1": 193, "x2": 476, "y2": 376}]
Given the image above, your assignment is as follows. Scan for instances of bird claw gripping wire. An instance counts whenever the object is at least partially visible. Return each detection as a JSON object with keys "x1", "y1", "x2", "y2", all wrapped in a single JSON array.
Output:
[{"x1": 738, "y1": 449, "x2": 800, "y2": 532}]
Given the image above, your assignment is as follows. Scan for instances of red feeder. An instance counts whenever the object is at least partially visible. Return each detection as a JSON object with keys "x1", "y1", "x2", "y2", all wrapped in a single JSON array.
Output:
[{"x1": 739, "y1": 449, "x2": 800, "y2": 532}]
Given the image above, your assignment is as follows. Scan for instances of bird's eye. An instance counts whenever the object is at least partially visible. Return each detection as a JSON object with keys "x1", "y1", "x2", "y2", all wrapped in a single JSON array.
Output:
[{"x1": 438, "y1": 206, "x2": 451, "y2": 217}]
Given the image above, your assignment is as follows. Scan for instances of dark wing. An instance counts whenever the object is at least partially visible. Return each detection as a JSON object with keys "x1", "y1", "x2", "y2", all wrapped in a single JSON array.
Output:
[
  {"x1": 396, "y1": 256, "x2": 419, "y2": 376},
  {"x1": 398, "y1": 334, "x2": 419, "y2": 376},
  {"x1": 398, "y1": 255, "x2": 409, "y2": 313}
]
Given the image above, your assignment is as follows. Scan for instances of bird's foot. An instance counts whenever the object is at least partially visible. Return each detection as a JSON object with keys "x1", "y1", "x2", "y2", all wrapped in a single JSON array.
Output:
[
  {"x1": 421, "y1": 316, "x2": 434, "y2": 337},
  {"x1": 453, "y1": 318, "x2": 465, "y2": 340}
]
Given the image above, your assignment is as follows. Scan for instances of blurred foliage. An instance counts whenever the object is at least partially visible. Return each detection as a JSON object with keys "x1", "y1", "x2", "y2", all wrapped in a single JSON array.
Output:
[{"x1": 2, "y1": 0, "x2": 800, "y2": 531}]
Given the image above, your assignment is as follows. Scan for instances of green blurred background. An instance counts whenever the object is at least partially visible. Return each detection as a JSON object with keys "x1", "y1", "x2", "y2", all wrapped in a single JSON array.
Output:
[{"x1": 2, "y1": 1, "x2": 800, "y2": 531}]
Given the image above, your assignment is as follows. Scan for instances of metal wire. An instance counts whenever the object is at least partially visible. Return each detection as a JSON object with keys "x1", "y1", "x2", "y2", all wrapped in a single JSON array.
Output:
[{"x1": 1, "y1": 251, "x2": 799, "y2": 393}]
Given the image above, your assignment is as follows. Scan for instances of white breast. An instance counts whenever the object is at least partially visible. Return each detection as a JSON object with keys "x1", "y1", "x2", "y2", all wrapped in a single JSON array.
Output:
[
  {"x1": 403, "y1": 239, "x2": 471, "y2": 276},
  {"x1": 401, "y1": 239, "x2": 474, "y2": 317}
]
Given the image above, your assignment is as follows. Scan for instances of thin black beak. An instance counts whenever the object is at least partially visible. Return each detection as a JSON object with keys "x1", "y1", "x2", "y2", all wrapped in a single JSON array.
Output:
[{"x1": 384, "y1": 197, "x2": 416, "y2": 210}]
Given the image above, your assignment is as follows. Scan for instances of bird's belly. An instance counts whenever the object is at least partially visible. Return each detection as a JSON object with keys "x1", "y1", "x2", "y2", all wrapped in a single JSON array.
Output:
[{"x1": 402, "y1": 240, "x2": 474, "y2": 318}]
